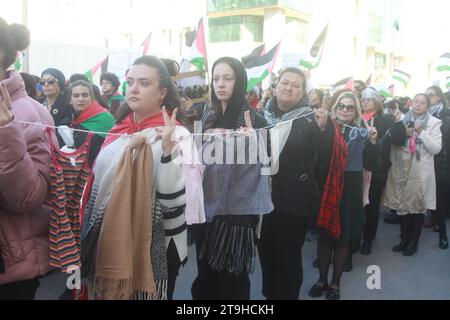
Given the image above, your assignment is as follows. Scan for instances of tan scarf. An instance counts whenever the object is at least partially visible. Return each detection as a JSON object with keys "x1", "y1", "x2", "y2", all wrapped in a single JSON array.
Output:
[{"x1": 93, "y1": 134, "x2": 155, "y2": 299}]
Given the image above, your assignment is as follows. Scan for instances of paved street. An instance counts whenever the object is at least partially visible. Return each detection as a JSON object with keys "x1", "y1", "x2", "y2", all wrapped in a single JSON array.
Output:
[{"x1": 36, "y1": 212, "x2": 450, "y2": 300}]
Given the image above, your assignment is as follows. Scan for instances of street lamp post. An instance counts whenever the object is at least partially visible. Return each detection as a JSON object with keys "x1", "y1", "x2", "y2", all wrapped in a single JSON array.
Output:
[{"x1": 21, "y1": 0, "x2": 29, "y2": 73}]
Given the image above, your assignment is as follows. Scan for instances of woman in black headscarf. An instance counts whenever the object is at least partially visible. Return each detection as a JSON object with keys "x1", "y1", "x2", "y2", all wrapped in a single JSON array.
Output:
[
  {"x1": 40, "y1": 68, "x2": 73, "y2": 146},
  {"x1": 191, "y1": 57, "x2": 268, "y2": 300}
]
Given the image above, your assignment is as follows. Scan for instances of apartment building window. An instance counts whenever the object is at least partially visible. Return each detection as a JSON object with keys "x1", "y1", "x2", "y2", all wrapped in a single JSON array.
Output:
[
  {"x1": 209, "y1": 15, "x2": 263, "y2": 42},
  {"x1": 208, "y1": 0, "x2": 277, "y2": 13},
  {"x1": 279, "y1": 0, "x2": 312, "y2": 13},
  {"x1": 375, "y1": 52, "x2": 386, "y2": 69},
  {"x1": 209, "y1": 16, "x2": 240, "y2": 42},
  {"x1": 242, "y1": 16, "x2": 263, "y2": 42}
]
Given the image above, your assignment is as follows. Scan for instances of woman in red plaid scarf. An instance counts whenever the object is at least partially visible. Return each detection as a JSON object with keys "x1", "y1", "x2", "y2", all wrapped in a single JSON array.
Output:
[{"x1": 309, "y1": 91, "x2": 379, "y2": 300}]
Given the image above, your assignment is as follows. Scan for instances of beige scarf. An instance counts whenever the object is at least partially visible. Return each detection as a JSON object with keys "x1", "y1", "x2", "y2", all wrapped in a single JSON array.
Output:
[{"x1": 93, "y1": 134, "x2": 155, "y2": 299}]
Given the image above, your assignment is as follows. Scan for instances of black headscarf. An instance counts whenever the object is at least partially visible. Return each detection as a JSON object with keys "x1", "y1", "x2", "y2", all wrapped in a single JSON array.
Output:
[
  {"x1": 41, "y1": 68, "x2": 66, "y2": 92},
  {"x1": 210, "y1": 57, "x2": 248, "y2": 129}
]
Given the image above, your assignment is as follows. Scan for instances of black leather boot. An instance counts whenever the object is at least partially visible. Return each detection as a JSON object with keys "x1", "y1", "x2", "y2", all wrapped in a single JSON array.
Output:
[
  {"x1": 393, "y1": 215, "x2": 410, "y2": 252},
  {"x1": 402, "y1": 214, "x2": 423, "y2": 256},
  {"x1": 439, "y1": 235, "x2": 448, "y2": 249},
  {"x1": 360, "y1": 240, "x2": 372, "y2": 255},
  {"x1": 402, "y1": 241, "x2": 418, "y2": 256}
]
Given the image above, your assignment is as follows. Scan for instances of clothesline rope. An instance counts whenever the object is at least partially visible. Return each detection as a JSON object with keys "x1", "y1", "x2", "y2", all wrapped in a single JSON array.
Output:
[{"x1": 16, "y1": 110, "x2": 365, "y2": 139}]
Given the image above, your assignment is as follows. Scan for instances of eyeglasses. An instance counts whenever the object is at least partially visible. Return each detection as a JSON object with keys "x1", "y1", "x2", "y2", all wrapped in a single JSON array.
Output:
[
  {"x1": 39, "y1": 79, "x2": 58, "y2": 86},
  {"x1": 337, "y1": 103, "x2": 356, "y2": 111}
]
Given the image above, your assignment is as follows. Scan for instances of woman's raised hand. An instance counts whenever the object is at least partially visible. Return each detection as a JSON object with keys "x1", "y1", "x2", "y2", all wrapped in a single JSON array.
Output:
[{"x1": 155, "y1": 106, "x2": 178, "y2": 156}]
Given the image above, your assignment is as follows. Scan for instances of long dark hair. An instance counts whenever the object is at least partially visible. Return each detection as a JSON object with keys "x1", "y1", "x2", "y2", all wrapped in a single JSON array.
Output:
[
  {"x1": 116, "y1": 55, "x2": 181, "y2": 123},
  {"x1": 204, "y1": 57, "x2": 248, "y2": 130},
  {"x1": 427, "y1": 85, "x2": 449, "y2": 109}
]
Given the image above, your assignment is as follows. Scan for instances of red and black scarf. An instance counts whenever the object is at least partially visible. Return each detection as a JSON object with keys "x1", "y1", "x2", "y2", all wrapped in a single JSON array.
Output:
[{"x1": 316, "y1": 120, "x2": 348, "y2": 239}]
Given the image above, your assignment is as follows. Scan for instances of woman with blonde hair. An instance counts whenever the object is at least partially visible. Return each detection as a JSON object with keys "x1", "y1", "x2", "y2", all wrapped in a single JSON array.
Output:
[{"x1": 309, "y1": 91, "x2": 379, "y2": 300}]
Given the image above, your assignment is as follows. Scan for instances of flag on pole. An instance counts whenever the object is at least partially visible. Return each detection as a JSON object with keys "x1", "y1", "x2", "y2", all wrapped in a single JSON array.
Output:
[
  {"x1": 243, "y1": 42, "x2": 281, "y2": 92},
  {"x1": 101, "y1": 56, "x2": 109, "y2": 75},
  {"x1": 310, "y1": 23, "x2": 329, "y2": 57},
  {"x1": 84, "y1": 56, "x2": 109, "y2": 84},
  {"x1": 365, "y1": 74, "x2": 372, "y2": 87},
  {"x1": 436, "y1": 53, "x2": 450, "y2": 72},
  {"x1": 331, "y1": 77, "x2": 353, "y2": 94},
  {"x1": 298, "y1": 23, "x2": 329, "y2": 70},
  {"x1": 241, "y1": 44, "x2": 265, "y2": 66},
  {"x1": 183, "y1": 18, "x2": 208, "y2": 72},
  {"x1": 142, "y1": 33, "x2": 152, "y2": 56},
  {"x1": 379, "y1": 84, "x2": 395, "y2": 98},
  {"x1": 392, "y1": 68, "x2": 411, "y2": 88}
]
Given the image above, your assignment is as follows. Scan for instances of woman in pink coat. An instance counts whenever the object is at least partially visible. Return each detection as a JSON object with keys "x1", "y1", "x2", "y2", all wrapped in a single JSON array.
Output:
[{"x1": 0, "y1": 18, "x2": 54, "y2": 299}]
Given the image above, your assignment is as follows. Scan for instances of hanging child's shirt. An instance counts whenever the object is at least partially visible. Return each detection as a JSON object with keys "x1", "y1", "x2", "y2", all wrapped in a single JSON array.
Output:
[
  {"x1": 201, "y1": 132, "x2": 273, "y2": 221},
  {"x1": 46, "y1": 128, "x2": 93, "y2": 272}
]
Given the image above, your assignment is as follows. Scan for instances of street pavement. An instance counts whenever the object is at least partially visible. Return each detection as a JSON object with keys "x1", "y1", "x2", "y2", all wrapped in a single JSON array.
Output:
[{"x1": 36, "y1": 212, "x2": 450, "y2": 300}]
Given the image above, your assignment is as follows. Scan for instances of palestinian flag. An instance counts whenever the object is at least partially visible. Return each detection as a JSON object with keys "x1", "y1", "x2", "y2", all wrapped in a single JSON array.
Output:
[
  {"x1": 72, "y1": 101, "x2": 115, "y2": 138},
  {"x1": 244, "y1": 42, "x2": 280, "y2": 92},
  {"x1": 142, "y1": 33, "x2": 152, "y2": 56},
  {"x1": 14, "y1": 51, "x2": 23, "y2": 71},
  {"x1": 379, "y1": 84, "x2": 395, "y2": 98},
  {"x1": 299, "y1": 23, "x2": 329, "y2": 69},
  {"x1": 392, "y1": 68, "x2": 411, "y2": 87},
  {"x1": 331, "y1": 77, "x2": 353, "y2": 94},
  {"x1": 241, "y1": 44, "x2": 265, "y2": 66},
  {"x1": 84, "y1": 56, "x2": 109, "y2": 84},
  {"x1": 183, "y1": 18, "x2": 208, "y2": 72},
  {"x1": 310, "y1": 23, "x2": 329, "y2": 57},
  {"x1": 436, "y1": 53, "x2": 450, "y2": 72}
]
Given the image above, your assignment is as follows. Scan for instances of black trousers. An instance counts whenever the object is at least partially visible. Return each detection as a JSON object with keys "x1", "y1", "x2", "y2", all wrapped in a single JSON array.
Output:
[
  {"x1": 0, "y1": 278, "x2": 40, "y2": 300},
  {"x1": 363, "y1": 172, "x2": 388, "y2": 242},
  {"x1": 258, "y1": 212, "x2": 308, "y2": 300},
  {"x1": 435, "y1": 182, "x2": 449, "y2": 237},
  {"x1": 191, "y1": 223, "x2": 251, "y2": 300},
  {"x1": 167, "y1": 238, "x2": 183, "y2": 300}
]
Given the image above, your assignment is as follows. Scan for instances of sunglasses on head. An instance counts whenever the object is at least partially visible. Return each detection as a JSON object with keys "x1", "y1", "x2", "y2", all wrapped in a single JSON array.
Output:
[
  {"x1": 337, "y1": 103, "x2": 356, "y2": 111},
  {"x1": 39, "y1": 79, "x2": 58, "y2": 86}
]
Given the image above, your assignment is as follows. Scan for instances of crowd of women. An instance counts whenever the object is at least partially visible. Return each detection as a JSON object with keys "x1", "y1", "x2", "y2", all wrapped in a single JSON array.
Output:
[{"x1": 0, "y1": 18, "x2": 449, "y2": 301}]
